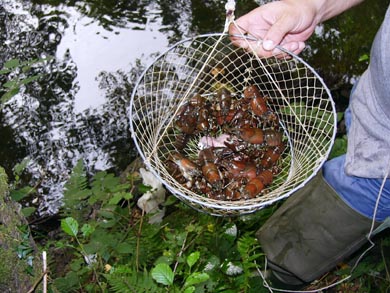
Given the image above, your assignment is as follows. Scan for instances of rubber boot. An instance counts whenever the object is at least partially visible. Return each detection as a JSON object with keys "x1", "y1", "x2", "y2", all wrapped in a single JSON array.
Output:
[{"x1": 256, "y1": 171, "x2": 380, "y2": 286}]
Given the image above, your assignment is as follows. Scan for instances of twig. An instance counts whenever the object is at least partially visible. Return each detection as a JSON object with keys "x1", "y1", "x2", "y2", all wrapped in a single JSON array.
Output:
[{"x1": 27, "y1": 270, "x2": 48, "y2": 293}]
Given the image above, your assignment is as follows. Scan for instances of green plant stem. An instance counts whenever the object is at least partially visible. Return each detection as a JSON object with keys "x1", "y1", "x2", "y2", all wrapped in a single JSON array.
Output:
[
  {"x1": 136, "y1": 208, "x2": 145, "y2": 271},
  {"x1": 173, "y1": 232, "x2": 188, "y2": 275},
  {"x1": 74, "y1": 235, "x2": 104, "y2": 291}
]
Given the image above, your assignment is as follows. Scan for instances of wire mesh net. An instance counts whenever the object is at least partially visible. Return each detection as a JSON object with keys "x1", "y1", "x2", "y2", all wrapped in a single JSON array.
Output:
[{"x1": 130, "y1": 33, "x2": 336, "y2": 216}]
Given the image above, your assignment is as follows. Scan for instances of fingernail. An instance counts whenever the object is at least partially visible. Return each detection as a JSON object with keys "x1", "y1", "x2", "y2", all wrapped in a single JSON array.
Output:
[{"x1": 262, "y1": 40, "x2": 274, "y2": 51}]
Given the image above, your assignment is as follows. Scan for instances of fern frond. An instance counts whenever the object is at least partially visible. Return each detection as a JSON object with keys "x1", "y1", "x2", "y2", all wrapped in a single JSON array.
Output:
[
  {"x1": 105, "y1": 266, "x2": 162, "y2": 293},
  {"x1": 61, "y1": 159, "x2": 92, "y2": 220}
]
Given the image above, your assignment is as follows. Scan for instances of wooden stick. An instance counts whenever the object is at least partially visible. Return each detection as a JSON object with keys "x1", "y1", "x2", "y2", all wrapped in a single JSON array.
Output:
[{"x1": 43, "y1": 251, "x2": 47, "y2": 293}]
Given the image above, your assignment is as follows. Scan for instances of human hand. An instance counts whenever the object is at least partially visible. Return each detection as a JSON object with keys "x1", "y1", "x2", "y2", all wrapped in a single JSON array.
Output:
[{"x1": 229, "y1": 1, "x2": 320, "y2": 57}]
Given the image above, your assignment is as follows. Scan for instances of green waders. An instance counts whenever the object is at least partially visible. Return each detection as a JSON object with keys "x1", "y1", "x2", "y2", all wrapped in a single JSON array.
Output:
[{"x1": 256, "y1": 171, "x2": 379, "y2": 285}]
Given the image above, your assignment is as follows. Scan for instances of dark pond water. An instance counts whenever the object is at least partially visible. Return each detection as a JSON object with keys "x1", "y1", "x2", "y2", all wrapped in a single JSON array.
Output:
[{"x1": 1, "y1": 0, "x2": 389, "y2": 216}]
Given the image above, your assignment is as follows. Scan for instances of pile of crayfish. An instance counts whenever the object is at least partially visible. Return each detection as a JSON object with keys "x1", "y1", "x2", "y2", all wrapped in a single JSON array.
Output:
[{"x1": 165, "y1": 84, "x2": 286, "y2": 201}]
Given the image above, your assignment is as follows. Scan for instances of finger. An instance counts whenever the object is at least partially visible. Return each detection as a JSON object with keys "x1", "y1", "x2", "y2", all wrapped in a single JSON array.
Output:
[
  {"x1": 262, "y1": 15, "x2": 295, "y2": 51},
  {"x1": 229, "y1": 23, "x2": 249, "y2": 49},
  {"x1": 279, "y1": 41, "x2": 306, "y2": 55},
  {"x1": 248, "y1": 41, "x2": 306, "y2": 59},
  {"x1": 229, "y1": 33, "x2": 250, "y2": 50}
]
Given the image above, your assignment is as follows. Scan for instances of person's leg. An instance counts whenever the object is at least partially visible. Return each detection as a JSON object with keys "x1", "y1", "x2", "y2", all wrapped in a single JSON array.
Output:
[
  {"x1": 256, "y1": 79, "x2": 390, "y2": 285},
  {"x1": 256, "y1": 168, "x2": 380, "y2": 285}
]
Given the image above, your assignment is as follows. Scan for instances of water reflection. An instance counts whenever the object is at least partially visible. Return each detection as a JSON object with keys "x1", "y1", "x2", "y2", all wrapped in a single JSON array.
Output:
[
  {"x1": 0, "y1": 0, "x2": 389, "y2": 216},
  {"x1": 56, "y1": 4, "x2": 169, "y2": 112}
]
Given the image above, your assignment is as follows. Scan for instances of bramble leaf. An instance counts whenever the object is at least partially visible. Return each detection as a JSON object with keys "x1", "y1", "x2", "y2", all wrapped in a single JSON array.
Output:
[
  {"x1": 186, "y1": 251, "x2": 200, "y2": 268},
  {"x1": 61, "y1": 217, "x2": 79, "y2": 237},
  {"x1": 184, "y1": 272, "x2": 209, "y2": 288},
  {"x1": 151, "y1": 263, "x2": 174, "y2": 286}
]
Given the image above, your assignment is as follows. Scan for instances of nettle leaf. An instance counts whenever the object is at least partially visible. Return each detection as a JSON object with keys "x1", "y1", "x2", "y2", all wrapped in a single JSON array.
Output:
[
  {"x1": 184, "y1": 272, "x2": 210, "y2": 288},
  {"x1": 61, "y1": 217, "x2": 79, "y2": 237},
  {"x1": 186, "y1": 251, "x2": 200, "y2": 268},
  {"x1": 151, "y1": 263, "x2": 174, "y2": 286}
]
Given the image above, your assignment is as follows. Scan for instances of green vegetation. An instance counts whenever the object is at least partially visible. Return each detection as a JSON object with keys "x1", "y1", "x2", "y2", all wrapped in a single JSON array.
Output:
[
  {"x1": 0, "y1": 57, "x2": 51, "y2": 104},
  {"x1": 1, "y1": 55, "x2": 389, "y2": 291},
  {"x1": 44, "y1": 159, "x2": 272, "y2": 292},
  {"x1": 0, "y1": 64, "x2": 389, "y2": 292},
  {"x1": 1, "y1": 153, "x2": 387, "y2": 292}
]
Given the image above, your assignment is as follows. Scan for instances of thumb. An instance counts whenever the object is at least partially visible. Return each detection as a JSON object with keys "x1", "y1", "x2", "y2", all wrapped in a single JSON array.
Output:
[{"x1": 262, "y1": 15, "x2": 295, "y2": 51}]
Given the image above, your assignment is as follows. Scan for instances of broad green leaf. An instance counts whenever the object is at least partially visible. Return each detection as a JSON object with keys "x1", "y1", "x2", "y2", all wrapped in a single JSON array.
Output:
[
  {"x1": 13, "y1": 157, "x2": 30, "y2": 175},
  {"x1": 358, "y1": 53, "x2": 369, "y2": 62},
  {"x1": 1, "y1": 88, "x2": 20, "y2": 103},
  {"x1": 186, "y1": 251, "x2": 200, "y2": 268},
  {"x1": 21, "y1": 75, "x2": 40, "y2": 85},
  {"x1": 10, "y1": 186, "x2": 34, "y2": 202},
  {"x1": 122, "y1": 192, "x2": 133, "y2": 200},
  {"x1": 61, "y1": 217, "x2": 79, "y2": 237},
  {"x1": 108, "y1": 193, "x2": 123, "y2": 205},
  {"x1": 81, "y1": 224, "x2": 94, "y2": 238},
  {"x1": 183, "y1": 272, "x2": 209, "y2": 288},
  {"x1": 98, "y1": 209, "x2": 115, "y2": 219},
  {"x1": 3, "y1": 80, "x2": 18, "y2": 88},
  {"x1": 4, "y1": 58, "x2": 20, "y2": 69},
  {"x1": 0, "y1": 68, "x2": 11, "y2": 74},
  {"x1": 108, "y1": 192, "x2": 133, "y2": 205},
  {"x1": 151, "y1": 263, "x2": 174, "y2": 286},
  {"x1": 138, "y1": 184, "x2": 153, "y2": 193},
  {"x1": 22, "y1": 65, "x2": 31, "y2": 73},
  {"x1": 21, "y1": 207, "x2": 36, "y2": 217},
  {"x1": 184, "y1": 286, "x2": 195, "y2": 293}
]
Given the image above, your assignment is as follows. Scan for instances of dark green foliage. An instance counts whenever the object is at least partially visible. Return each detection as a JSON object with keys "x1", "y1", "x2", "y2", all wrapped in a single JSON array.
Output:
[
  {"x1": 105, "y1": 267, "x2": 161, "y2": 293},
  {"x1": 62, "y1": 159, "x2": 132, "y2": 224},
  {"x1": 0, "y1": 57, "x2": 51, "y2": 104},
  {"x1": 44, "y1": 159, "x2": 275, "y2": 292},
  {"x1": 6, "y1": 141, "x2": 390, "y2": 292}
]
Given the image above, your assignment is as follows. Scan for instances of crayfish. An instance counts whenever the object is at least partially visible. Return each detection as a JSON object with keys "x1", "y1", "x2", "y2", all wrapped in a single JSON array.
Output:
[{"x1": 167, "y1": 84, "x2": 286, "y2": 200}]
